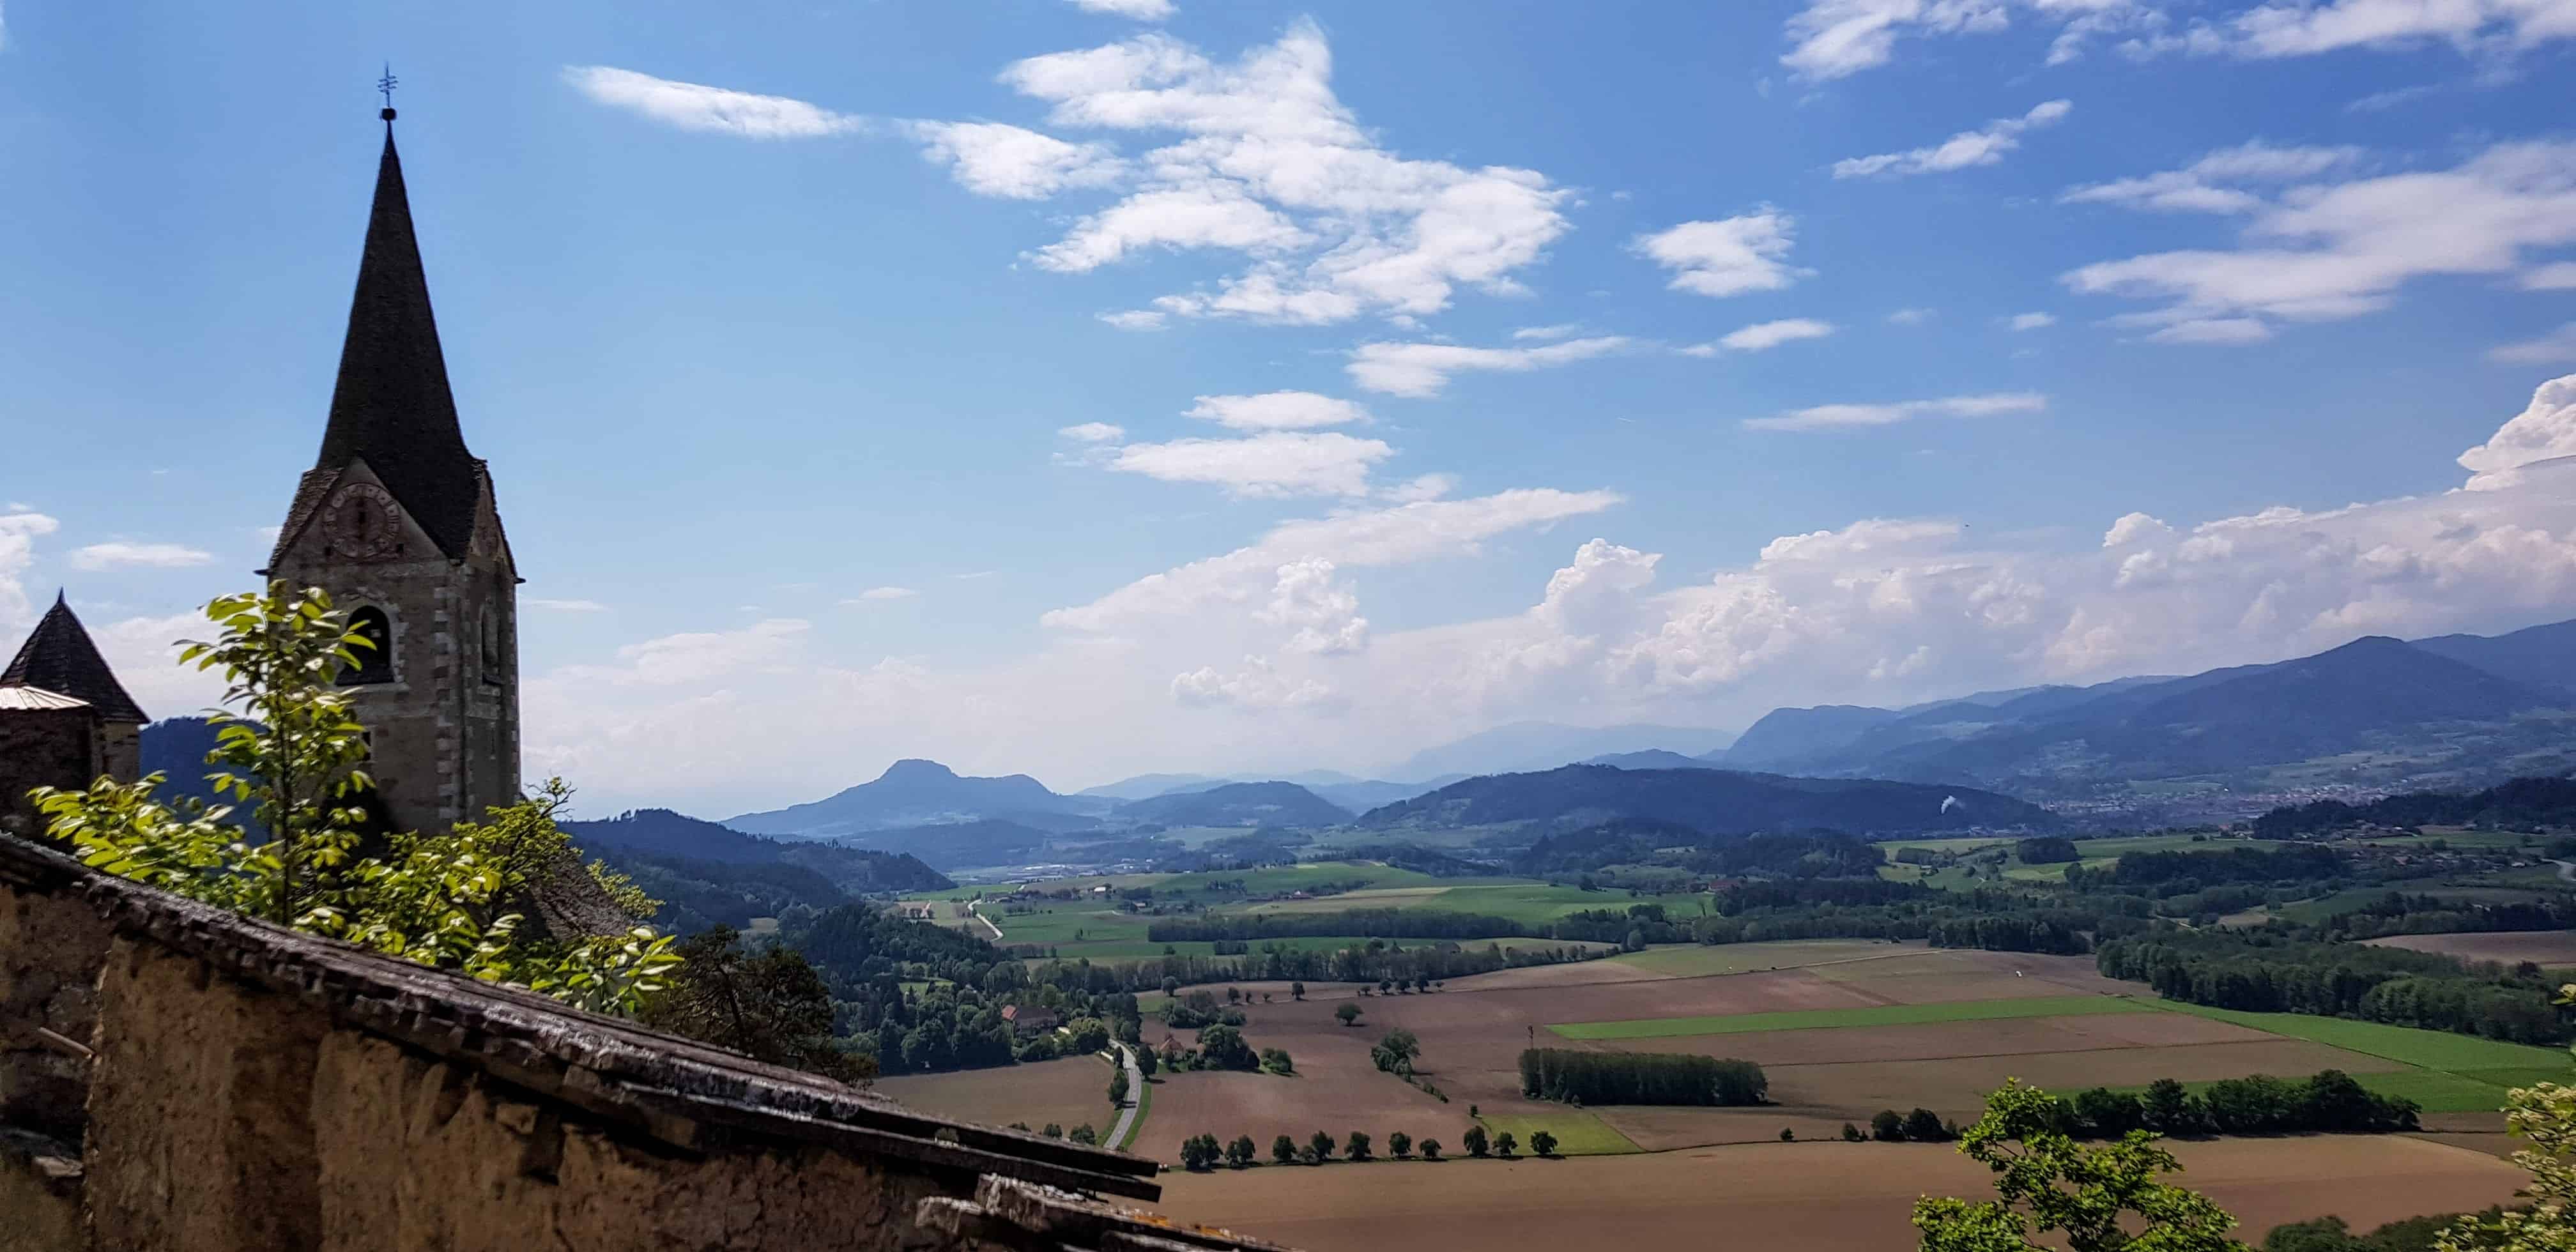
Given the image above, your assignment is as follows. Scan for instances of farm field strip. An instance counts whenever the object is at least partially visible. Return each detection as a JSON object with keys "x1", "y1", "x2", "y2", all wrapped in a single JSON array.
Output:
[
  {"x1": 2106, "y1": 1069, "x2": 2524, "y2": 1115},
  {"x1": 1549, "y1": 994, "x2": 2150, "y2": 1040},
  {"x1": 2143, "y1": 1002, "x2": 2571, "y2": 1073},
  {"x1": 1476, "y1": 1111, "x2": 1641, "y2": 1156}
]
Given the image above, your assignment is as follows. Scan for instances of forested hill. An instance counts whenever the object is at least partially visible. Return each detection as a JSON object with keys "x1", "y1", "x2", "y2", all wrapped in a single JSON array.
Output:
[
  {"x1": 1358, "y1": 765, "x2": 2053, "y2": 835},
  {"x1": 2251, "y1": 775, "x2": 2576, "y2": 837},
  {"x1": 1114, "y1": 781, "x2": 1351, "y2": 828},
  {"x1": 564, "y1": 808, "x2": 953, "y2": 894}
]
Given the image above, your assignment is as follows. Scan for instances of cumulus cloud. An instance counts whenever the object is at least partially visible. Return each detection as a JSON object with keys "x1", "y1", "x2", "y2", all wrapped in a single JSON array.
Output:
[
  {"x1": 1832, "y1": 99, "x2": 2073, "y2": 179},
  {"x1": 551, "y1": 618, "x2": 813, "y2": 687},
  {"x1": 2492, "y1": 323, "x2": 2576, "y2": 365},
  {"x1": 1346, "y1": 336, "x2": 1631, "y2": 397},
  {"x1": 2102, "y1": 511, "x2": 2175, "y2": 546},
  {"x1": 1686, "y1": 318, "x2": 1837, "y2": 356},
  {"x1": 1259, "y1": 558, "x2": 1370, "y2": 655},
  {"x1": 1184, "y1": 392, "x2": 1370, "y2": 430},
  {"x1": 563, "y1": 66, "x2": 867, "y2": 139},
  {"x1": 2459, "y1": 374, "x2": 2576, "y2": 490},
  {"x1": 68, "y1": 542, "x2": 214, "y2": 571},
  {"x1": 2214, "y1": 0, "x2": 2576, "y2": 59},
  {"x1": 1744, "y1": 392, "x2": 2048, "y2": 432},
  {"x1": 1059, "y1": 422, "x2": 1128, "y2": 443},
  {"x1": 993, "y1": 22, "x2": 1570, "y2": 324},
  {"x1": 1634, "y1": 213, "x2": 1809, "y2": 298},
  {"x1": 900, "y1": 121, "x2": 1124, "y2": 199},
  {"x1": 1108, "y1": 431, "x2": 1393, "y2": 497},
  {"x1": 2060, "y1": 141, "x2": 2367, "y2": 213},
  {"x1": 1171, "y1": 656, "x2": 1335, "y2": 710},
  {"x1": 2064, "y1": 141, "x2": 2576, "y2": 342}
]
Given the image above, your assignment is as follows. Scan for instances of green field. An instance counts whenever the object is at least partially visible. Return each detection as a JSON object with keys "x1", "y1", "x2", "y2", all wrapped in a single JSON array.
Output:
[
  {"x1": 2146, "y1": 1002, "x2": 2570, "y2": 1073},
  {"x1": 2108, "y1": 1069, "x2": 2521, "y2": 1114},
  {"x1": 1550, "y1": 994, "x2": 2149, "y2": 1040},
  {"x1": 1877, "y1": 834, "x2": 2305, "y2": 889},
  {"x1": 1475, "y1": 1111, "x2": 1641, "y2": 1156}
]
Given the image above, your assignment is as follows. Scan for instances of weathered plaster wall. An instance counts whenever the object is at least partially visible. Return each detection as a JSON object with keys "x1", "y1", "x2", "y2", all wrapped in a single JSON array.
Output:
[
  {"x1": 0, "y1": 711, "x2": 93, "y2": 839},
  {"x1": 0, "y1": 876, "x2": 110, "y2": 1141}
]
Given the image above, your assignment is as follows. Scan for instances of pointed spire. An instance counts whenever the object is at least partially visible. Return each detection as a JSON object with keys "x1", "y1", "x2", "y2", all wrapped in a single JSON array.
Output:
[
  {"x1": 1, "y1": 596, "x2": 147, "y2": 724},
  {"x1": 311, "y1": 122, "x2": 484, "y2": 560}
]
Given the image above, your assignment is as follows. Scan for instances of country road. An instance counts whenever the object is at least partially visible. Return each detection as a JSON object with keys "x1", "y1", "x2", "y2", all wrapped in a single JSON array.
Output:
[
  {"x1": 966, "y1": 899, "x2": 1005, "y2": 941},
  {"x1": 1106, "y1": 1043, "x2": 1144, "y2": 1150}
]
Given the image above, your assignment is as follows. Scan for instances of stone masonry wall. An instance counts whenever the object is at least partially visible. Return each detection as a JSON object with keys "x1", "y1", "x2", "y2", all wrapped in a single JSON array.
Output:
[
  {"x1": 0, "y1": 836, "x2": 1291, "y2": 1252},
  {"x1": 0, "y1": 711, "x2": 93, "y2": 839}
]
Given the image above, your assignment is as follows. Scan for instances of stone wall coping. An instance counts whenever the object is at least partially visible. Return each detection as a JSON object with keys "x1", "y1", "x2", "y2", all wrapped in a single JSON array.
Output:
[{"x1": 0, "y1": 832, "x2": 1163, "y2": 1202}]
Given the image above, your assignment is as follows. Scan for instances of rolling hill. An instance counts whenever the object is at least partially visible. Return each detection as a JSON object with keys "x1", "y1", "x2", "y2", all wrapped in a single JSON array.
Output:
[
  {"x1": 1358, "y1": 765, "x2": 2053, "y2": 836},
  {"x1": 562, "y1": 808, "x2": 953, "y2": 894},
  {"x1": 1114, "y1": 781, "x2": 1351, "y2": 828},
  {"x1": 725, "y1": 759, "x2": 1100, "y2": 838},
  {"x1": 1383, "y1": 721, "x2": 1738, "y2": 781}
]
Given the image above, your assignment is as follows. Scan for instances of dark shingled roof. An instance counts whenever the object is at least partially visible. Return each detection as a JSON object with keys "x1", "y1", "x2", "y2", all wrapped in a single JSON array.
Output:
[
  {"x1": 277, "y1": 126, "x2": 485, "y2": 565},
  {"x1": 1, "y1": 593, "x2": 147, "y2": 724}
]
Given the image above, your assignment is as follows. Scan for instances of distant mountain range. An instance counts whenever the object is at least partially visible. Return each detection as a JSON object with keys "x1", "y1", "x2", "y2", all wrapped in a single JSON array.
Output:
[
  {"x1": 1688, "y1": 619, "x2": 2576, "y2": 795},
  {"x1": 1117, "y1": 781, "x2": 1353, "y2": 828},
  {"x1": 559, "y1": 807, "x2": 953, "y2": 893},
  {"x1": 1381, "y1": 720, "x2": 1738, "y2": 781},
  {"x1": 1359, "y1": 765, "x2": 2051, "y2": 835},
  {"x1": 725, "y1": 759, "x2": 1104, "y2": 838}
]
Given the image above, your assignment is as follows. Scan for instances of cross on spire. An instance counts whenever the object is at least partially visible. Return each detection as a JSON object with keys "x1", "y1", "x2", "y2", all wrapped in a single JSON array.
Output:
[{"x1": 378, "y1": 63, "x2": 399, "y2": 122}]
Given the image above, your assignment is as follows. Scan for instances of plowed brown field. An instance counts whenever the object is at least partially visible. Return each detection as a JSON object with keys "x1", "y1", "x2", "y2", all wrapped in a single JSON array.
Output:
[{"x1": 1149, "y1": 1135, "x2": 2527, "y2": 1252}]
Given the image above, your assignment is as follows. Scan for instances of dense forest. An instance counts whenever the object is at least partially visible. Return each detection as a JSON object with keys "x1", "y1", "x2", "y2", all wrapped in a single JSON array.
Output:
[
  {"x1": 2096, "y1": 930, "x2": 2566, "y2": 1044},
  {"x1": 1519, "y1": 1050, "x2": 1767, "y2": 1106},
  {"x1": 2251, "y1": 775, "x2": 2576, "y2": 837}
]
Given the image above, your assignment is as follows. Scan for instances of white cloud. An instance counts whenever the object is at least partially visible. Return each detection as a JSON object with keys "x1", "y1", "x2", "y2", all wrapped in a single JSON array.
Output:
[
  {"x1": 1070, "y1": 0, "x2": 1176, "y2": 19},
  {"x1": 900, "y1": 121, "x2": 1124, "y2": 199},
  {"x1": 2060, "y1": 141, "x2": 2367, "y2": 213},
  {"x1": 1832, "y1": 99, "x2": 2073, "y2": 179},
  {"x1": 1745, "y1": 392, "x2": 2048, "y2": 432},
  {"x1": 1097, "y1": 310, "x2": 1169, "y2": 330},
  {"x1": 1107, "y1": 431, "x2": 1393, "y2": 498},
  {"x1": 2064, "y1": 141, "x2": 2576, "y2": 342},
  {"x1": 1887, "y1": 307, "x2": 1937, "y2": 324},
  {"x1": 1634, "y1": 213, "x2": 1809, "y2": 298},
  {"x1": 1346, "y1": 336, "x2": 1631, "y2": 397},
  {"x1": 2009, "y1": 312, "x2": 2058, "y2": 331},
  {"x1": 1512, "y1": 323, "x2": 1584, "y2": 341},
  {"x1": 518, "y1": 381, "x2": 2576, "y2": 814},
  {"x1": 562, "y1": 66, "x2": 866, "y2": 139},
  {"x1": 68, "y1": 542, "x2": 213, "y2": 571},
  {"x1": 2147, "y1": 317, "x2": 2274, "y2": 344},
  {"x1": 0, "y1": 512, "x2": 61, "y2": 629},
  {"x1": 1184, "y1": 392, "x2": 1370, "y2": 431},
  {"x1": 526, "y1": 599, "x2": 610, "y2": 613},
  {"x1": 844, "y1": 587, "x2": 920, "y2": 603},
  {"x1": 2524, "y1": 263, "x2": 2576, "y2": 291},
  {"x1": 2490, "y1": 323, "x2": 2576, "y2": 365},
  {"x1": 1042, "y1": 487, "x2": 1623, "y2": 633},
  {"x1": 1383, "y1": 473, "x2": 1459, "y2": 503},
  {"x1": 2460, "y1": 374, "x2": 2576, "y2": 489},
  {"x1": 1781, "y1": 0, "x2": 2155, "y2": 80},
  {"x1": 1694, "y1": 318, "x2": 1837, "y2": 355},
  {"x1": 2219, "y1": 0, "x2": 2576, "y2": 59},
  {"x1": 1060, "y1": 422, "x2": 1128, "y2": 443},
  {"x1": 990, "y1": 22, "x2": 1571, "y2": 324}
]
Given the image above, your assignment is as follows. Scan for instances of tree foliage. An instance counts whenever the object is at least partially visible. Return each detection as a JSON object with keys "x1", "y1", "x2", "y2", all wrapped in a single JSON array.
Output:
[
  {"x1": 1519, "y1": 1048, "x2": 1767, "y2": 1106},
  {"x1": 36, "y1": 585, "x2": 678, "y2": 1015},
  {"x1": 1913, "y1": 1080, "x2": 2250, "y2": 1252},
  {"x1": 640, "y1": 924, "x2": 871, "y2": 1082}
]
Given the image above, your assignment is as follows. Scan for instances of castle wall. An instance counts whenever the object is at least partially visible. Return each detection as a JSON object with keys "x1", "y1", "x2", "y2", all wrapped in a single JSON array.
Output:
[
  {"x1": 0, "y1": 710, "x2": 95, "y2": 839},
  {"x1": 0, "y1": 834, "x2": 1287, "y2": 1252}
]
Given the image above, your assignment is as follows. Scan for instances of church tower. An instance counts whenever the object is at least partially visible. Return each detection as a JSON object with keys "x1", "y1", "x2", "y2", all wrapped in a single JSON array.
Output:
[{"x1": 264, "y1": 107, "x2": 519, "y2": 834}]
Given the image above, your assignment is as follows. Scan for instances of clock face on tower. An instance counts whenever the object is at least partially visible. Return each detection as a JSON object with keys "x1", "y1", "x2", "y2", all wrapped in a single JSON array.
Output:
[{"x1": 322, "y1": 482, "x2": 403, "y2": 561}]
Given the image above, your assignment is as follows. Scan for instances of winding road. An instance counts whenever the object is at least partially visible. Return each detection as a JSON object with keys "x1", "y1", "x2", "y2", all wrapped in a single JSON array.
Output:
[
  {"x1": 1105, "y1": 1042, "x2": 1145, "y2": 1150},
  {"x1": 965, "y1": 899, "x2": 1005, "y2": 942}
]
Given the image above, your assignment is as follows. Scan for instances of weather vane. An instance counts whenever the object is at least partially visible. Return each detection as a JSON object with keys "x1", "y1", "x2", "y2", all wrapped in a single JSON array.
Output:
[{"x1": 378, "y1": 63, "x2": 399, "y2": 121}]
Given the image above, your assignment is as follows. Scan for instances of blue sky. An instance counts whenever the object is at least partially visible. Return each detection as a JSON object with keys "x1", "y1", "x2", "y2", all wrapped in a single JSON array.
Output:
[{"x1": 4, "y1": 0, "x2": 2575, "y2": 814}]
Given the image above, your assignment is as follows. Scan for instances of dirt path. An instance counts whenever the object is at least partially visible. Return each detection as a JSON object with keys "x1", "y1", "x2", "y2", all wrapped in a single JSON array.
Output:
[{"x1": 967, "y1": 899, "x2": 1005, "y2": 941}]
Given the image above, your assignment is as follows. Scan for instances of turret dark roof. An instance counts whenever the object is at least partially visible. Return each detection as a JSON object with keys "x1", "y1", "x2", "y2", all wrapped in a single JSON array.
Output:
[
  {"x1": 1, "y1": 593, "x2": 147, "y2": 724},
  {"x1": 275, "y1": 126, "x2": 486, "y2": 565}
]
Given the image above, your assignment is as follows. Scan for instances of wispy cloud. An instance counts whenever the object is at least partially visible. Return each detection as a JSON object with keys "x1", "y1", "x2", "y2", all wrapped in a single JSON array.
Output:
[
  {"x1": 1059, "y1": 422, "x2": 1128, "y2": 443},
  {"x1": 2492, "y1": 324, "x2": 2576, "y2": 365},
  {"x1": 1109, "y1": 431, "x2": 1393, "y2": 498},
  {"x1": 1069, "y1": 0, "x2": 1175, "y2": 17},
  {"x1": 526, "y1": 598, "x2": 610, "y2": 613},
  {"x1": 2060, "y1": 141, "x2": 2366, "y2": 214},
  {"x1": 69, "y1": 542, "x2": 213, "y2": 571},
  {"x1": 562, "y1": 66, "x2": 868, "y2": 139},
  {"x1": 844, "y1": 586, "x2": 920, "y2": 604},
  {"x1": 1684, "y1": 318, "x2": 1836, "y2": 356},
  {"x1": 1745, "y1": 392, "x2": 2048, "y2": 432},
  {"x1": 2009, "y1": 312, "x2": 2057, "y2": 331},
  {"x1": 1833, "y1": 100, "x2": 2072, "y2": 179},
  {"x1": 1185, "y1": 392, "x2": 1371, "y2": 431},
  {"x1": 1347, "y1": 337, "x2": 1630, "y2": 398}
]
